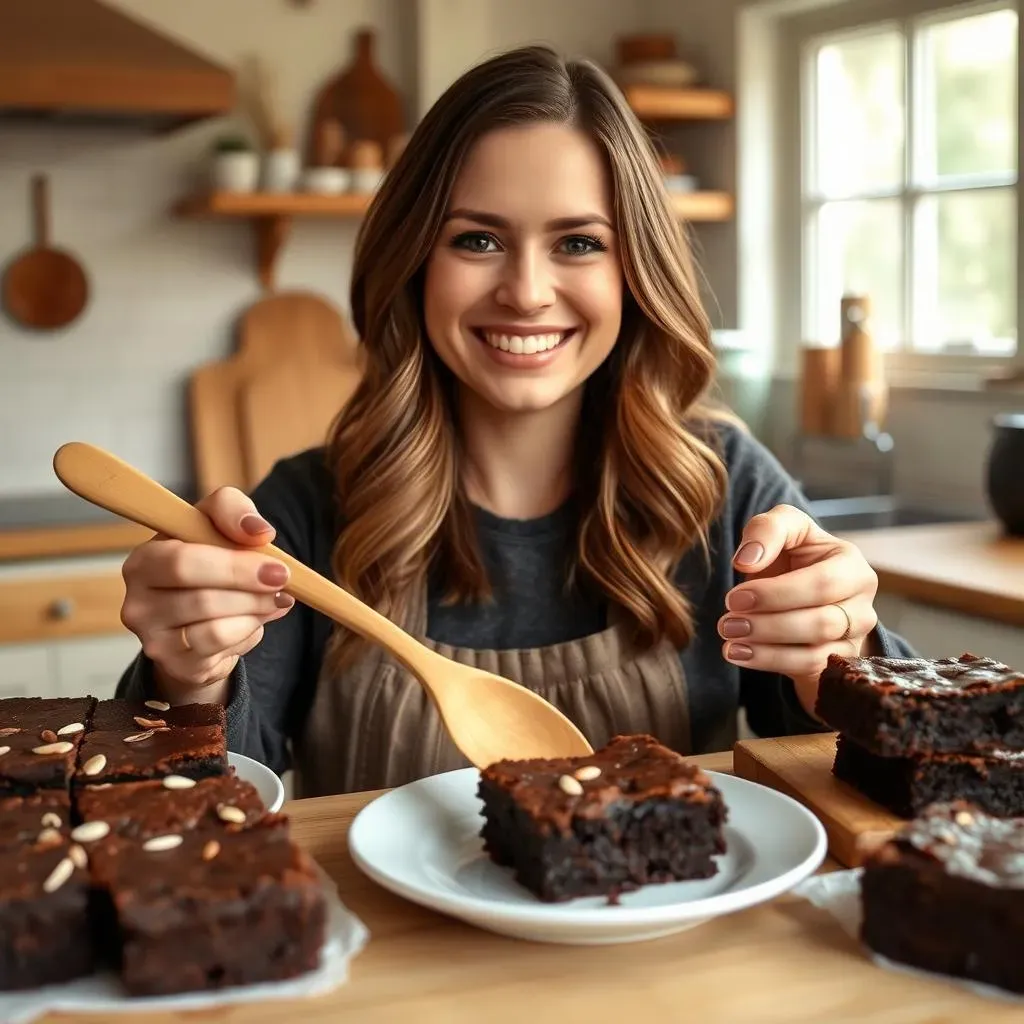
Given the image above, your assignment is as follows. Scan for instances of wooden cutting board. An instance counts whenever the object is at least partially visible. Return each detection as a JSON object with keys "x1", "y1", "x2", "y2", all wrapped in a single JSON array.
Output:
[
  {"x1": 733, "y1": 732, "x2": 904, "y2": 868},
  {"x1": 189, "y1": 291, "x2": 363, "y2": 497}
]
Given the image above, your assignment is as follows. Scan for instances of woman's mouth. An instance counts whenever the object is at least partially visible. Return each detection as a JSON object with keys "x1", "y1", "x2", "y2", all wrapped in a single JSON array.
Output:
[{"x1": 472, "y1": 329, "x2": 575, "y2": 354}]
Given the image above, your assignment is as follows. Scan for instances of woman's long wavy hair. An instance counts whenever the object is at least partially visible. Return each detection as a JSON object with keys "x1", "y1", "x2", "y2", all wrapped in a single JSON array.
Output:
[{"x1": 325, "y1": 44, "x2": 729, "y2": 671}]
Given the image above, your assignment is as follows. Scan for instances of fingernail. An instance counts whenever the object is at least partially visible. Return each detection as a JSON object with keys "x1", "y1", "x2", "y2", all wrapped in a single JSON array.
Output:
[
  {"x1": 728, "y1": 590, "x2": 757, "y2": 612},
  {"x1": 736, "y1": 542, "x2": 764, "y2": 566},
  {"x1": 727, "y1": 643, "x2": 754, "y2": 662},
  {"x1": 274, "y1": 592, "x2": 295, "y2": 609},
  {"x1": 258, "y1": 562, "x2": 289, "y2": 587},
  {"x1": 240, "y1": 513, "x2": 273, "y2": 536},
  {"x1": 721, "y1": 617, "x2": 751, "y2": 639}
]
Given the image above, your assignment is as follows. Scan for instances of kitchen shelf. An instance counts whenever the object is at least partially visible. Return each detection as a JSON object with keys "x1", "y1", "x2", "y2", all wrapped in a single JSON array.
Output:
[
  {"x1": 174, "y1": 189, "x2": 733, "y2": 289},
  {"x1": 623, "y1": 85, "x2": 734, "y2": 121}
]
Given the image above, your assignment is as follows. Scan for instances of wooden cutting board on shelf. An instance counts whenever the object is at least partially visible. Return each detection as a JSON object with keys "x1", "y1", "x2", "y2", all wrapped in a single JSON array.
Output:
[
  {"x1": 306, "y1": 27, "x2": 404, "y2": 165},
  {"x1": 733, "y1": 732, "x2": 904, "y2": 868},
  {"x1": 189, "y1": 291, "x2": 363, "y2": 497}
]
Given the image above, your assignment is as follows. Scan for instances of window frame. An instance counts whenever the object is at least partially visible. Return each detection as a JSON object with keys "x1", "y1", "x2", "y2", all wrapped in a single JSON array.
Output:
[{"x1": 780, "y1": 0, "x2": 1022, "y2": 378}]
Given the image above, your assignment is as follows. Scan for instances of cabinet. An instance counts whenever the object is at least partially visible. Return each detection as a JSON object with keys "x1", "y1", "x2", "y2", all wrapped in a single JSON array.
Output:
[{"x1": 0, "y1": 554, "x2": 138, "y2": 698}]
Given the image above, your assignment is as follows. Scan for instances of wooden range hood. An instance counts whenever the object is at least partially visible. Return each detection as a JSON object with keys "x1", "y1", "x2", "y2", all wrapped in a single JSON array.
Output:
[{"x1": 0, "y1": 0, "x2": 235, "y2": 130}]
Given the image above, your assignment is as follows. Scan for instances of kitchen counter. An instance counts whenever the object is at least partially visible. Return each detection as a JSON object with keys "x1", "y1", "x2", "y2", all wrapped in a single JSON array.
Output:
[
  {"x1": 842, "y1": 521, "x2": 1024, "y2": 628},
  {"x1": 0, "y1": 490, "x2": 181, "y2": 563},
  {"x1": 46, "y1": 749, "x2": 1022, "y2": 1024}
]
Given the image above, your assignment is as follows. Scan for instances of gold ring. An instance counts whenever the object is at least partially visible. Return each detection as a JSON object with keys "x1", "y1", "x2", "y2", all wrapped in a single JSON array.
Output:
[
  {"x1": 180, "y1": 625, "x2": 193, "y2": 652},
  {"x1": 833, "y1": 603, "x2": 853, "y2": 642}
]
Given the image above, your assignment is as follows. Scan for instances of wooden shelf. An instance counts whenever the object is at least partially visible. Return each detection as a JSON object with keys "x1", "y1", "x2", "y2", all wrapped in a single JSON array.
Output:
[
  {"x1": 624, "y1": 85, "x2": 734, "y2": 121},
  {"x1": 175, "y1": 187, "x2": 732, "y2": 288}
]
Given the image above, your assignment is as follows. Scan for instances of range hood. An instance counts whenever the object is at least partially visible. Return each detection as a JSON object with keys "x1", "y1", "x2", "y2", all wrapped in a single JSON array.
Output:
[{"x1": 0, "y1": 0, "x2": 235, "y2": 129}]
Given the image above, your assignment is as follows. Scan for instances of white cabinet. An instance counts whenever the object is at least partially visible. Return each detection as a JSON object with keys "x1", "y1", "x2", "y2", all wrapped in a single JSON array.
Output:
[
  {"x1": 53, "y1": 634, "x2": 142, "y2": 699},
  {"x1": 875, "y1": 593, "x2": 1024, "y2": 666},
  {"x1": 0, "y1": 643, "x2": 53, "y2": 697}
]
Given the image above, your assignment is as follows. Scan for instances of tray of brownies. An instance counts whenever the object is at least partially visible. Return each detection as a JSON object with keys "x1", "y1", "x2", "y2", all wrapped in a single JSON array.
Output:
[{"x1": 0, "y1": 695, "x2": 367, "y2": 1023}]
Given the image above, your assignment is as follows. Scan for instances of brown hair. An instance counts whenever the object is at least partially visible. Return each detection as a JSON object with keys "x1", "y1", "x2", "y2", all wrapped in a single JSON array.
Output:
[{"x1": 325, "y1": 44, "x2": 728, "y2": 669}]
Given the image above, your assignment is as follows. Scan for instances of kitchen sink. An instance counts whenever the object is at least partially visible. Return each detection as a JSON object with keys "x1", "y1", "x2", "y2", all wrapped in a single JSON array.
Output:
[{"x1": 803, "y1": 494, "x2": 983, "y2": 533}]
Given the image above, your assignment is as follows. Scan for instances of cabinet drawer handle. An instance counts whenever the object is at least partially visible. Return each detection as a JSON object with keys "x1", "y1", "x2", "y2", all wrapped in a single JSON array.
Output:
[{"x1": 49, "y1": 598, "x2": 76, "y2": 621}]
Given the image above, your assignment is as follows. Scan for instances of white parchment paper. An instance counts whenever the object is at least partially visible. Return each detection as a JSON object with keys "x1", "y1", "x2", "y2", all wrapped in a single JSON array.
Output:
[
  {"x1": 0, "y1": 866, "x2": 369, "y2": 1024},
  {"x1": 792, "y1": 868, "x2": 1024, "y2": 1004}
]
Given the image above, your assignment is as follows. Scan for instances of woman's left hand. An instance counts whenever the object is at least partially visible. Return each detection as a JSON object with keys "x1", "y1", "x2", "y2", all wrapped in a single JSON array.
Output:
[{"x1": 718, "y1": 503, "x2": 880, "y2": 717}]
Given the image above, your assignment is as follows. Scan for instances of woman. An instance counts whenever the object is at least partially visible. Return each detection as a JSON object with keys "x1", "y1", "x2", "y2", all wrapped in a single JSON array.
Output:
[{"x1": 117, "y1": 45, "x2": 912, "y2": 795}]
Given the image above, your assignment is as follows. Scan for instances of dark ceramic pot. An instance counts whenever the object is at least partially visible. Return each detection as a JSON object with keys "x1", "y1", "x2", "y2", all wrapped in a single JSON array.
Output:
[{"x1": 986, "y1": 412, "x2": 1024, "y2": 536}]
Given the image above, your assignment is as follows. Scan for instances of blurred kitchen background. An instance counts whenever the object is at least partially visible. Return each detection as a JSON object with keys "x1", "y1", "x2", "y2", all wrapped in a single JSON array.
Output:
[{"x1": 1, "y1": 0, "x2": 1022, "y2": 701}]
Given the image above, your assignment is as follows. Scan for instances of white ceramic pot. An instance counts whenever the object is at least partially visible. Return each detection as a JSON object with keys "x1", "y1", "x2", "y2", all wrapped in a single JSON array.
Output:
[
  {"x1": 211, "y1": 151, "x2": 260, "y2": 193},
  {"x1": 301, "y1": 167, "x2": 351, "y2": 195},
  {"x1": 350, "y1": 167, "x2": 385, "y2": 194},
  {"x1": 262, "y1": 148, "x2": 301, "y2": 193}
]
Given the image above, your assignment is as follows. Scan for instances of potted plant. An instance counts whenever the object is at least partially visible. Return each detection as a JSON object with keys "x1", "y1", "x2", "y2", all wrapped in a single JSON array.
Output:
[{"x1": 210, "y1": 134, "x2": 260, "y2": 193}]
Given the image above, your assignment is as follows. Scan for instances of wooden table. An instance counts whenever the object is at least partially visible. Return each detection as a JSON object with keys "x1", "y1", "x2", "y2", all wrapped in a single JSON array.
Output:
[
  {"x1": 843, "y1": 521, "x2": 1024, "y2": 627},
  {"x1": 48, "y1": 750, "x2": 1022, "y2": 1024}
]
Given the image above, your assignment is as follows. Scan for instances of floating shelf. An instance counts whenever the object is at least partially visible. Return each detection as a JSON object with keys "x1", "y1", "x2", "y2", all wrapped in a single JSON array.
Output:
[
  {"x1": 175, "y1": 188, "x2": 733, "y2": 289},
  {"x1": 623, "y1": 86, "x2": 734, "y2": 122}
]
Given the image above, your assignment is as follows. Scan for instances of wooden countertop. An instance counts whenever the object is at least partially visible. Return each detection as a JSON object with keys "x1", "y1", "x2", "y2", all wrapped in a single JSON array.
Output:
[
  {"x1": 0, "y1": 520, "x2": 151, "y2": 563},
  {"x1": 843, "y1": 520, "x2": 1024, "y2": 627},
  {"x1": 46, "y1": 750, "x2": 1023, "y2": 1024}
]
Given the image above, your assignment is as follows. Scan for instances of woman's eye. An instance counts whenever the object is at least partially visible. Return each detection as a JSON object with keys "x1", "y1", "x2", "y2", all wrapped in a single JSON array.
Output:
[
  {"x1": 451, "y1": 232, "x2": 500, "y2": 254},
  {"x1": 559, "y1": 235, "x2": 608, "y2": 256}
]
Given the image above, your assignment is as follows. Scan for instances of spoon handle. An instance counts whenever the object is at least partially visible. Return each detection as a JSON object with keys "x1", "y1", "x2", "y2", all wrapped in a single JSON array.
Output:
[{"x1": 52, "y1": 442, "x2": 432, "y2": 675}]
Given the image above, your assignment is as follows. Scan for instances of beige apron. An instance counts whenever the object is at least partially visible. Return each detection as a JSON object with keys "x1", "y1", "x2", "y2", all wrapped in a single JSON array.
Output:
[{"x1": 294, "y1": 587, "x2": 693, "y2": 797}]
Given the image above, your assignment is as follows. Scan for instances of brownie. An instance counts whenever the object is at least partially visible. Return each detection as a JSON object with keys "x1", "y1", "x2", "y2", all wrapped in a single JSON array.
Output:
[
  {"x1": 76, "y1": 774, "x2": 267, "y2": 840},
  {"x1": 815, "y1": 652, "x2": 1024, "y2": 757},
  {"x1": 0, "y1": 835, "x2": 94, "y2": 990},
  {"x1": 90, "y1": 697, "x2": 225, "y2": 733},
  {"x1": 73, "y1": 725, "x2": 227, "y2": 788},
  {"x1": 833, "y1": 734, "x2": 1024, "y2": 818},
  {"x1": 0, "y1": 791, "x2": 72, "y2": 850},
  {"x1": 477, "y1": 733, "x2": 727, "y2": 902},
  {"x1": 87, "y1": 816, "x2": 326, "y2": 996},
  {"x1": 0, "y1": 696, "x2": 95, "y2": 795},
  {"x1": 861, "y1": 802, "x2": 1024, "y2": 993}
]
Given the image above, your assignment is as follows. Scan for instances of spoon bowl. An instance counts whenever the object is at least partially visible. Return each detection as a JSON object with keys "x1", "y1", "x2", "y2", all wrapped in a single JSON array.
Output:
[{"x1": 51, "y1": 442, "x2": 593, "y2": 768}]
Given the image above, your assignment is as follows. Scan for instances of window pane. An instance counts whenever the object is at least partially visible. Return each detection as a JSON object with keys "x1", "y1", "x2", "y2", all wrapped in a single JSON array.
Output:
[
  {"x1": 814, "y1": 29, "x2": 905, "y2": 197},
  {"x1": 912, "y1": 189, "x2": 1016, "y2": 354},
  {"x1": 918, "y1": 9, "x2": 1018, "y2": 179},
  {"x1": 808, "y1": 200, "x2": 903, "y2": 348}
]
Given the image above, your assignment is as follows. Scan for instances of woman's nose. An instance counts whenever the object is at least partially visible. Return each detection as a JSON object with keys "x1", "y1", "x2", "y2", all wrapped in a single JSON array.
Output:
[{"x1": 494, "y1": 249, "x2": 555, "y2": 313}]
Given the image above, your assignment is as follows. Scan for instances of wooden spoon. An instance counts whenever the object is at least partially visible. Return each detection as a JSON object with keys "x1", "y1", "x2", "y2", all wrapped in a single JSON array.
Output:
[
  {"x1": 3, "y1": 175, "x2": 88, "y2": 330},
  {"x1": 52, "y1": 442, "x2": 594, "y2": 769}
]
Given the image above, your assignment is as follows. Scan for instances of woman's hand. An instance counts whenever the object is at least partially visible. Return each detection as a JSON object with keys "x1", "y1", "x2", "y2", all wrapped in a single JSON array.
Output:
[
  {"x1": 718, "y1": 503, "x2": 880, "y2": 717},
  {"x1": 120, "y1": 487, "x2": 295, "y2": 705}
]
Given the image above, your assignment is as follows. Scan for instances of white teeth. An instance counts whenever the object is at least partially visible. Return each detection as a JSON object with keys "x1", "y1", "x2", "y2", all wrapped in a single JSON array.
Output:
[{"x1": 482, "y1": 332, "x2": 565, "y2": 354}]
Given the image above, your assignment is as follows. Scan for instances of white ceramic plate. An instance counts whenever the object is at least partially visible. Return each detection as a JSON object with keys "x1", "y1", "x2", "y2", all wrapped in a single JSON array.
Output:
[
  {"x1": 228, "y1": 751, "x2": 285, "y2": 812},
  {"x1": 349, "y1": 767, "x2": 827, "y2": 945}
]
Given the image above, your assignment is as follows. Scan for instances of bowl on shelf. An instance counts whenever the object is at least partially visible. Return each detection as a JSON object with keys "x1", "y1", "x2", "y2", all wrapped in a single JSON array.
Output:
[{"x1": 985, "y1": 412, "x2": 1024, "y2": 536}]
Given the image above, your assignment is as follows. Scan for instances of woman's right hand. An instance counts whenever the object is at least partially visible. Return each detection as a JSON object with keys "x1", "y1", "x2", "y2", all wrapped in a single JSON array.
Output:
[{"x1": 120, "y1": 487, "x2": 295, "y2": 703}]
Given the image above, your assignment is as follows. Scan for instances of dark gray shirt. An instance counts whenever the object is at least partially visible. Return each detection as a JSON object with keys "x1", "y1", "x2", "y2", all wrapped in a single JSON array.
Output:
[{"x1": 119, "y1": 423, "x2": 914, "y2": 774}]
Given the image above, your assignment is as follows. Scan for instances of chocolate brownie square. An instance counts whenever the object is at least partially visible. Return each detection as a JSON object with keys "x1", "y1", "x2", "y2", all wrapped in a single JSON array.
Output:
[
  {"x1": 861, "y1": 802, "x2": 1024, "y2": 993},
  {"x1": 833, "y1": 734, "x2": 1024, "y2": 818},
  {"x1": 815, "y1": 653, "x2": 1024, "y2": 757},
  {"x1": 0, "y1": 697, "x2": 95, "y2": 795},
  {"x1": 88, "y1": 817, "x2": 326, "y2": 996},
  {"x1": 0, "y1": 835, "x2": 94, "y2": 990},
  {"x1": 76, "y1": 774, "x2": 267, "y2": 840},
  {"x1": 0, "y1": 791, "x2": 72, "y2": 850},
  {"x1": 90, "y1": 697, "x2": 225, "y2": 733},
  {"x1": 73, "y1": 726, "x2": 226, "y2": 788},
  {"x1": 478, "y1": 733, "x2": 727, "y2": 902}
]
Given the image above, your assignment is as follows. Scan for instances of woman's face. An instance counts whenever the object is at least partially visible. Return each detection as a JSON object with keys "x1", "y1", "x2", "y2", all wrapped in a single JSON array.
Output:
[{"x1": 424, "y1": 123, "x2": 623, "y2": 415}]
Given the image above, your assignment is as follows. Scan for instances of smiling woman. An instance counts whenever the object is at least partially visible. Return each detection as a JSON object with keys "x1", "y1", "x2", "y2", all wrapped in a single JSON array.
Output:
[{"x1": 113, "y1": 45, "x2": 915, "y2": 797}]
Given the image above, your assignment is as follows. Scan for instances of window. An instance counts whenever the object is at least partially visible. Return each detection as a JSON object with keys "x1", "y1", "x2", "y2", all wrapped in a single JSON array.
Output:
[{"x1": 801, "y1": 3, "x2": 1018, "y2": 358}]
